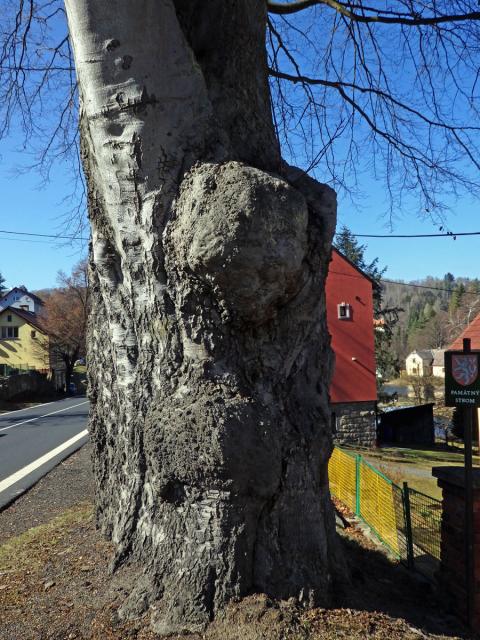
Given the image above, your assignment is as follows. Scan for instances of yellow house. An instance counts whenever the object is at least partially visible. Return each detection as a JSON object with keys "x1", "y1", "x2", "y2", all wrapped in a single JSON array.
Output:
[{"x1": 0, "y1": 307, "x2": 50, "y2": 374}]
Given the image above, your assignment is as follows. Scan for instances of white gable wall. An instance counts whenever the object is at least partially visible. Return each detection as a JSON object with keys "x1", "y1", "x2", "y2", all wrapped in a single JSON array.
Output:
[
  {"x1": 405, "y1": 351, "x2": 433, "y2": 376},
  {"x1": 0, "y1": 289, "x2": 42, "y2": 314}
]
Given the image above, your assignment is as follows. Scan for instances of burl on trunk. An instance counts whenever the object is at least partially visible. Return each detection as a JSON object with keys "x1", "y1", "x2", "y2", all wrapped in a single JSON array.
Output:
[{"x1": 65, "y1": 0, "x2": 340, "y2": 633}]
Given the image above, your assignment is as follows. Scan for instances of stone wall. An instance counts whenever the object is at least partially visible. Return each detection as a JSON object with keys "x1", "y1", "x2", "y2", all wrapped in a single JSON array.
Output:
[{"x1": 331, "y1": 401, "x2": 377, "y2": 447}]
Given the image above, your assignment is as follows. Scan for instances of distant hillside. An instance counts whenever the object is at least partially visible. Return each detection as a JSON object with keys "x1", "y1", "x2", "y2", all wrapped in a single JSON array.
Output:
[
  {"x1": 382, "y1": 274, "x2": 480, "y2": 366},
  {"x1": 32, "y1": 288, "x2": 55, "y2": 300}
]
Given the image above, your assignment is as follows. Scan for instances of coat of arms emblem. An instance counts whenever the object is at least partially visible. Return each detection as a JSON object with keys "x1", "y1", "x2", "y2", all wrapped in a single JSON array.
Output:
[{"x1": 452, "y1": 355, "x2": 478, "y2": 386}]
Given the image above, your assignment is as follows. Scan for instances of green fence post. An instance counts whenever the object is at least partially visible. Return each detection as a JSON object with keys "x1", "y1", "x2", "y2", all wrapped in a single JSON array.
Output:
[
  {"x1": 355, "y1": 455, "x2": 361, "y2": 517},
  {"x1": 403, "y1": 481, "x2": 415, "y2": 569}
]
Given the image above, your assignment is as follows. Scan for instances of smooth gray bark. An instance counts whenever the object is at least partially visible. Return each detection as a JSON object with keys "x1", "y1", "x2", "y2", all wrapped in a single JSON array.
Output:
[{"x1": 65, "y1": 0, "x2": 340, "y2": 633}]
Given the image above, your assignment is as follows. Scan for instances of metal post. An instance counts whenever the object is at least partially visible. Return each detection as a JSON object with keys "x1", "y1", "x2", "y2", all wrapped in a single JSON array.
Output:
[
  {"x1": 355, "y1": 454, "x2": 361, "y2": 517},
  {"x1": 403, "y1": 481, "x2": 415, "y2": 570},
  {"x1": 463, "y1": 337, "x2": 475, "y2": 629}
]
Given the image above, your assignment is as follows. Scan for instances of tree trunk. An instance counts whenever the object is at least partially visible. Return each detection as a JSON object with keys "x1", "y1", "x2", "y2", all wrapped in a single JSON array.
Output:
[{"x1": 65, "y1": 0, "x2": 340, "y2": 633}]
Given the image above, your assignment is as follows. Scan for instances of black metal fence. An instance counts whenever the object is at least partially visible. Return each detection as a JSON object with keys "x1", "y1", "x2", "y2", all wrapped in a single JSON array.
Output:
[{"x1": 404, "y1": 485, "x2": 442, "y2": 576}]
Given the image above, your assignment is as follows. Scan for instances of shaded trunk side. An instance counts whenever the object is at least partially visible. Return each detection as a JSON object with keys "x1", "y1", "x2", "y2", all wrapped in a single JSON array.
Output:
[{"x1": 65, "y1": 0, "x2": 340, "y2": 634}]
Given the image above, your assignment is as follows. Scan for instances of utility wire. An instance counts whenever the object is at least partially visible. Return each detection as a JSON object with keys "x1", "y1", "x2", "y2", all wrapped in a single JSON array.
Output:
[
  {"x1": 0, "y1": 229, "x2": 87, "y2": 241},
  {"x1": 0, "y1": 236, "x2": 57, "y2": 244},
  {"x1": 329, "y1": 270, "x2": 479, "y2": 295},
  {"x1": 337, "y1": 231, "x2": 480, "y2": 239},
  {"x1": 381, "y1": 278, "x2": 477, "y2": 294},
  {"x1": 0, "y1": 227, "x2": 478, "y2": 241}
]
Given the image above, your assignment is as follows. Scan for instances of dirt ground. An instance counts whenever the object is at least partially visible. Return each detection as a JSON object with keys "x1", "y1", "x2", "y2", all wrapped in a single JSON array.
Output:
[{"x1": 0, "y1": 445, "x2": 473, "y2": 640}]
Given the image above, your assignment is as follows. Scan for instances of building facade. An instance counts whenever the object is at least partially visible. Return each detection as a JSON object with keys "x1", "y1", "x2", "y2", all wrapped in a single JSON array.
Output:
[
  {"x1": 326, "y1": 248, "x2": 377, "y2": 447},
  {"x1": 405, "y1": 348, "x2": 445, "y2": 378},
  {"x1": 0, "y1": 307, "x2": 49, "y2": 374},
  {"x1": 405, "y1": 349, "x2": 434, "y2": 376}
]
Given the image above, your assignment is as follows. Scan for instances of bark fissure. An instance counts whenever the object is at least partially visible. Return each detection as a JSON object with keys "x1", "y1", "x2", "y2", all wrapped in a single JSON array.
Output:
[{"x1": 65, "y1": 0, "x2": 342, "y2": 633}]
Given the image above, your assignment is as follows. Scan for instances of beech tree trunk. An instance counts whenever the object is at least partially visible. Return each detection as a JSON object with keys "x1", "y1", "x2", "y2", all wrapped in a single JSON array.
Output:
[{"x1": 65, "y1": 0, "x2": 340, "y2": 633}]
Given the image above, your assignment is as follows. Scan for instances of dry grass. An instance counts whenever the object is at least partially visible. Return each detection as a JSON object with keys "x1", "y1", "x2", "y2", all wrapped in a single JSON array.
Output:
[
  {"x1": 0, "y1": 445, "x2": 469, "y2": 640},
  {"x1": 0, "y1": 498, "x2": 468, "y2": 640}
]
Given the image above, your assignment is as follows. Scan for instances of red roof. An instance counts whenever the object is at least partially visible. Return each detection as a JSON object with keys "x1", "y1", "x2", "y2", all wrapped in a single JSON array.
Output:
[{"x1": 448, "y1": 312, "x2": 480, "y2": 351}]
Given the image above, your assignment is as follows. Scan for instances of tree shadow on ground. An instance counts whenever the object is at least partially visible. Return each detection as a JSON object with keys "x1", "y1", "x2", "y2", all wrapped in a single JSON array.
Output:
[{"x1": 336, "y1": 528, "x2": 471, "y2": 638}]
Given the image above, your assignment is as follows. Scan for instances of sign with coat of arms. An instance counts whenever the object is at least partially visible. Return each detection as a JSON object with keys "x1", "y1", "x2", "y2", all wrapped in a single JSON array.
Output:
[{"x1": 445, "y1": 350, "x2": 480, "y2": 407}]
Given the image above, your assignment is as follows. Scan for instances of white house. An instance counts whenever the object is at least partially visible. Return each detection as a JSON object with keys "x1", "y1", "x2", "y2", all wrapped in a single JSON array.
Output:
[
  {"x1": 0, "y1": 286, "x2": 44, "y2": 315},
  {"x1": 405, "y1": 348, "x2": 446, "y2": 377},
  {"x1": 405, "y1": 350, "x2": 434, "y2": 376}
]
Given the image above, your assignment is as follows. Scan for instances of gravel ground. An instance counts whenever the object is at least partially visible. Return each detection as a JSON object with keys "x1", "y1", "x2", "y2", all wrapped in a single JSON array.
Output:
[
  {"x1": 0, "y1": 443, "x2": 94, "y2": 544},
  {"x1": 0, "y1": 445, "x2": 473, "y2": 640}
]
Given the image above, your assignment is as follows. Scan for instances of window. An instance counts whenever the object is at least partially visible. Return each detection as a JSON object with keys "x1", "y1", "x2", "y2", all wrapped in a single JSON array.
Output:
[
  {"x1": 337, "y1": 302, "x2": 351, "y2": 320},
  {"x1": 20, "y1": 305, "x2": 29, "y2": 311},
  {"x1": 31, "y1": 330, "x2": 36, "y2": 339},
  {"x1": 331, "y1": 412, "x2": 337, "y2": 435},
  {"x1": 1, "y1": 326, "x2": 18, "y2": 339},
  {"x1": 7, "y1": 315, "x2": 12, "y2": 322}
]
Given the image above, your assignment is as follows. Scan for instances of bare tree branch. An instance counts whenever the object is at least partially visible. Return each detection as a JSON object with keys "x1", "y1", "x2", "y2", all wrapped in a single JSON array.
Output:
[
  {"x1": 267, "y1": 2, "x2": 480, "y2": 218},
  {"x1": 268, "y1": 0, "x2": 480, "y2": 26},
  {"x1": 0, "y1": 0, "x2": 85, "y2": 235}
]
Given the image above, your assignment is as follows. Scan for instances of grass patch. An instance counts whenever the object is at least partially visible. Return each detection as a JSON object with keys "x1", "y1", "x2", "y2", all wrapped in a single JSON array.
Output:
[
  {"x1": 0, "y1": 501, "x2": 93, "y2": 572},
  {"x1": 73, "y1": 365, "x2": 87, "y2": 374},
  {"x1": 343, "y1": 444, "x2": 477, "y2": 499}
]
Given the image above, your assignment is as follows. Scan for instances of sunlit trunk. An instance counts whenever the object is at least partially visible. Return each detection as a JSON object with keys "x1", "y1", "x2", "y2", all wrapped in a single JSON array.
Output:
[{"x1": 65, "y1": 0, "x2": 339, "y2": 633}]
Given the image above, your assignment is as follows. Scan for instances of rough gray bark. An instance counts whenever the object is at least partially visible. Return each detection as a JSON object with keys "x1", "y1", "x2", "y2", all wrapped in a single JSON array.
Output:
[{"x1": 65, "y1": 0, "x2": 340, "y2": 633}]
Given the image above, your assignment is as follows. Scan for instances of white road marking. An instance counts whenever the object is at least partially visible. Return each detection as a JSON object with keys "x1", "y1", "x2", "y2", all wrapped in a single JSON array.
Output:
[
  {"x1": 0, "y1": 400, "x2": 56, "y2": 417},
  {"x1": 0, "y1": 429, "x2": 89, "y2": 494},
  {"x1": 0, "y1": 401, "x2": 89, "y2": 433}
]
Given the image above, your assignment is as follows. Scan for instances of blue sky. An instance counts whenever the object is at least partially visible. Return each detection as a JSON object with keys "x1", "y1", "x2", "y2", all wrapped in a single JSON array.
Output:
[
  {"x1": 0, "y1": 140, "x2": 87, "y2": 291},
  {"x1": 337, "y1": 196, "x2": 480, "y2": 283},
  {"x1": 0, "y1": 4, "x2": 479, "y2": 290}
]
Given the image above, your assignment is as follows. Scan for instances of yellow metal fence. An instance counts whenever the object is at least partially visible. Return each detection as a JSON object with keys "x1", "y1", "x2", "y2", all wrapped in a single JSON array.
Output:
[
  {"x1": 329, "y1": 447, "x2": 443, "y2": 569},
  {"x1": 329, "y1": 447, "x2": 401, "y2": 556},
  {"x1": 358, "y1": 458, "x2": 400, "y2": 554},
  {"x1": 328, "y1": 447, "x2": 357, "y2": 513}
]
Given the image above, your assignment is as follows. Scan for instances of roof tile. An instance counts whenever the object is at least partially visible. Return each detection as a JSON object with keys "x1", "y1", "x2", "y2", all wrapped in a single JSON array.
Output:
[{"x1": 448, "y1": 312, "x2": 480, "y2": 350}]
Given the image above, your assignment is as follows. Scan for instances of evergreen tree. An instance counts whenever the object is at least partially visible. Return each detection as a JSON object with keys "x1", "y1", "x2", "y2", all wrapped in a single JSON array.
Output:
[
  {"x1": 334, "y1": 225, "x2": 385, "y2": 312},
  {"x1": 334, "y1": 226, "x2": 369, "y2": 271},
  {"x1": 444, "y1": 273, "x2": 455, "y2": 287},
  {"x1": 0, "y1": 272, "x2": 6, "y2": 296},
  {"x1": 449, "y1": 283, "x2": 466, "y2": 314}
]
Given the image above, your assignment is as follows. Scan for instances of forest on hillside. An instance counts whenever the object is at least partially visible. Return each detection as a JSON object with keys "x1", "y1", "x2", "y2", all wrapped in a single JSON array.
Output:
[{"x1": 383, "y1": 274, "x2": 480, "y2": 369}]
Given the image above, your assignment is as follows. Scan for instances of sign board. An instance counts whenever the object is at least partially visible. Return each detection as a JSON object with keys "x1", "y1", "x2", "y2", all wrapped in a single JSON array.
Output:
[{"x1": 445, "y1": 350, "x2": 480, "y2": 407}]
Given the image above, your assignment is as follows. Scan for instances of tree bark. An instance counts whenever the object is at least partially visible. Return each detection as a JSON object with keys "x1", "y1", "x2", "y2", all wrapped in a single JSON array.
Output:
[{"x1": 65, "y1": 0, "x2": 340, "y2": 633}]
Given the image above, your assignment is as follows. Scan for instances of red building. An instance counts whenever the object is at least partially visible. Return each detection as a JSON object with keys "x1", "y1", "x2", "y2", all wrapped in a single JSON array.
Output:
[{"x1": 325, "y1": 248, "x2": 378, "y2": 446}]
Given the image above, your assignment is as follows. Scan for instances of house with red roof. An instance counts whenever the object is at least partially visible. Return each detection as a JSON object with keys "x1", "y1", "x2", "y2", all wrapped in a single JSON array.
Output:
[{"x1": 326, "y1": 248, "x2": 378, "y2": 447}]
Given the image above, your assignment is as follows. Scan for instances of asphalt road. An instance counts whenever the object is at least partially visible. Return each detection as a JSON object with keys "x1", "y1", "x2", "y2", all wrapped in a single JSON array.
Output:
[{"x1": 0, "y1": 397, "x2": 89, "y2": 509}]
